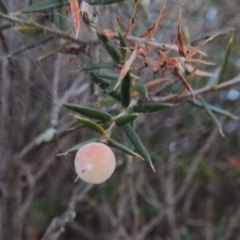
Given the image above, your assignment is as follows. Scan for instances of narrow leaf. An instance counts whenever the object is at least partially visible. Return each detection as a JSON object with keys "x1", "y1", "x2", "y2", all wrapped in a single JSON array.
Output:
[
  {"x1": 63, "y1": 103, "x2": 113, "y2": 121},
  {"x1": 79, "y1": 62, "x2": 117, "y2": 72},
  {"x1": 38, "y1": 41, "x2": 70, "y2": 61},
  {"x1": 115, "y1": 113, "x2": 139, "y2": 127},
  {"x1": 97, "y1": 32, "x2": 120, "y2": 63},
  {"x1": 97, "y1": 72, "x2": 118, "y2": 80},
  {"x1": 200, "y1": 97, "x2": 225, "y2": 137},
  {"x1": 20, "y1": 0, "x2": 68, "y2": 13},
  {"x1": 133, "y1": 102, "x2": 175, "y2": 113},
  {"x1": 107, "y1": 138, "x2": 144, "y2": 160},
  {"x1": 72, "y1": 114, "x2": 107, "y2": 134},
  {"x1": 90, "y1": 72, "x2": 121, "y2": 101},
  {"x1": 216, "y1": 34, "x2": 234, "y2": 84},
  {"x1": 86, "y1": 0, "x2": 125, "y2": 5},
  {"x1": 0, "y1": 0, "x2": 8, "y2": 14},
  {"x1": 118, "y1": 27, "x2": 127, "y2": 62},
  {"x1": 8, "y1": 37, "x2": 53, "y2": 58},
  {"x1": 133, "y1": 83, "x2": 148, "y2": 98},
  {"x1": 115, "y1": 47, "x2": 137, "y2": 90},
  {"x1": 120, "y1": 72, "x2": 131, "y2": 108},
  {"x1": 188, "y1": 99, "x2": 239, "y2": 120},
  {"x1": 57, "y1": 138, "x2": 99, "y2": 156},
  {"x1": 123, "y1": 123, "x2": 155, "y2": 171},
  {"x1": 14, "y1": 25, "x2": 43, "y2": 35}
]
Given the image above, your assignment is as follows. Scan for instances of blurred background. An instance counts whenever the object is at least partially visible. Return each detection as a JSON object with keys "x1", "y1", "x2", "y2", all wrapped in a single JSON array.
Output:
[{"x1": 0, "y1": 0, "x2": 240, "y2": 239}]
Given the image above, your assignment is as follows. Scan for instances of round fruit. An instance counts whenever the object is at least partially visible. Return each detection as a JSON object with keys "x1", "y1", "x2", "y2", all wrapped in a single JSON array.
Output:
[{"x1": 74, "y1": 142, "x2": 116, "y2": 184}]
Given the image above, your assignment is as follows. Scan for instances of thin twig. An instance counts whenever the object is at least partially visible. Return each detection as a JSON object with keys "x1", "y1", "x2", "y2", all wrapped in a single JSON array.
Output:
[
  {"x1": 0, "y1": 12, "x2": 87, "y2": 46},
  {"x1": 152, "y1": 75, "x2": 240, "y2": 102},
  {"x1": 176, "y1": 129, "x2": 219, "y2": 202}
]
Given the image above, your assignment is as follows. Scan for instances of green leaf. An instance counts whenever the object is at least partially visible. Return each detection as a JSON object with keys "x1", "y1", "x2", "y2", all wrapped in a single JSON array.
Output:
[
  {"x1": 53, "y1": 8, "x2": 65, "y2": 31},
  {"x1": 120, "y1": 72, "x2": 131, "y2": 108},
  {"x1": 133, "y1": 83, "x2": 148, "y2": 98},
  {"x1": 86, "y1": 0, "x2": 125, "y2": 5},
  {"x1": 115, "y1": 113, "x2": 139, "y2": 127},
  {"x1": 72, "y1": 114, "x2": 107, "y2": 134},
  {"x1": 20, "y1": 0, "x2": 68, "y2": 13},
  {"x1": 79, "y1": 62, "x2": 117, "y2": 72},
  {"x1": 200, "y1": 97, "x2": 225, "y2": 137},
  {"x1": 90, "y1": 72, "x2": 109, "y2": 89},
  {"x1": 14, "y1": 25, "x2": 43, "y2": 35},
  {"x1": 188, "y1": 99, "x2": 239, "y2": 120},
  {"x1": 0, "y1": 0, "x2": 8, "y2": 14},
  {"x1": 0, "y1": 24, "x2": 12, "y2": 32},
  {"x1": 133, "y1": 102, "x2": 176, "y2": 113},
  {"x1": 216, "y1": 34, "x2": 234, "y2": 84},
  {"x1": 96, "y1": 72, "x2": 118, "y2": 80},
  {"x1": 107, "y1": 138, "x2": 144, "y2": 160},
  {"x1": 57, "y1": 138, "x2": 99, "y2": 156},
  {"x1": 97, "y1": 32, "x2": 120, "y2": 63},
  {"x1": 63, "y1": 103, "x2": 113, "y2": 121},
  {"x1": 8, "y1": 37, "x2": 53, "y2": 58},
  {"x1": 20, "y1": 0, "x2": 125, "y2": 13},
  {"x1": 118, "y1": 28, "x2": 127, "y2": 62},
  {"x1": 38, "y1": 40, "x2": 70, "y2": 61},
  {"x1": 123, "y1": 123, "x2": 155, "y2": 171},
  {"x1": 90, "y1": 72, "x2": 121, "y2": 101}
]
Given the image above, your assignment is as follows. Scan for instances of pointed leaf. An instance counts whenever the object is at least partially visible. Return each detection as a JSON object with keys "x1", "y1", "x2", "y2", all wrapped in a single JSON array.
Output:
[
  {"x1": 216, "y1": 34, "x2": 234, "y2": 84},
  {"x1": 57, "y1": 138, "x2": 99, "y2": 156},
  {"x1": 120, "y1": 72, "x2": 131, "y2": 108},
  {"x1": 8, "y1": 37, "x2": 53, "y2": 58},
  {"x1": 133, "y1": 83, "x2": 148, "y2": 98},
  {"x1": 20, "y1": 0, "x2": 68, "y2": 13},
  {"x1": 123, "y1": 123, "x2": 155, "y2": 171},
  {"x1": 97, "y1": 72, "x2": 118, "y2": 80},
  {"x1": 0, "y1": 0, "x2": 8, "y2": 14},
  {"x1": 188, "y1": 99, "x2": 239, "y2": 120},
  {"x1": 90, "y1": 72, "x2": 121, "y2": 101},
  {"x1": 72, "y1": 114, "x2": 106, "y2": 134},
  {"x1": 14, "y1": 25, "x2": 43, "y2": 35},
  {"x1": 107, "y1": 138, "x2": 144, "y2": 160},
  {"x1": 97, "y1": 32, "x2": 120, "y2": 63},
  {"x1": 118, "y1": 27, "x2": 127, "y2": 62},
  {"x1": 38, "y1": 41, "x2": 70, "y2": 61},
  {"x1": 63, "y1": 103, "x2": 113, "y2": 121},
  {"x1": 133, "y1": 102, "x2": 175, "y2": 113},
  {"x1": 79, "y1": 62, "x2": 117, "y2": 72},
  {"x1": 86, "y1": 0, "x2": 125, "y2": 5},
  {"x1": 115, "y1": 113, "x2": 139, "y2": 127},
  {"x1": 53, "y1": 7, "x2": 67, "y2": 31},
  {"x1": 200, "y1": 97, "x2": 225, "y2": 137},
  {"x1": 115, "y1": 47, "x2": 137, "y2": 90}
]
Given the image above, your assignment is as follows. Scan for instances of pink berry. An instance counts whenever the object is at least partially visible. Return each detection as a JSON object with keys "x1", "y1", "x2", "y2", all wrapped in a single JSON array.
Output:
[{"x1": 74, "y1": 142, "x2": 116, "y2": 184}]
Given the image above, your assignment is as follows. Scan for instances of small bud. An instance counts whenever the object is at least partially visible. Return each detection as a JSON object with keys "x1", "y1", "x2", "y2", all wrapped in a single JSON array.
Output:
[{"x1": 74, "y1": 142, "x2": 116, "y2": 184}]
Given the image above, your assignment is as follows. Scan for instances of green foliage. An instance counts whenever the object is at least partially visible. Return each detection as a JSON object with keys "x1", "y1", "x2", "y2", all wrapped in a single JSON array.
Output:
[
  {"x1": 0, "y1": 0, "x2": 8, "y2": 14},
  {"x1": 1, "y1": 0, "x2": 240, "y2": 238}
]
